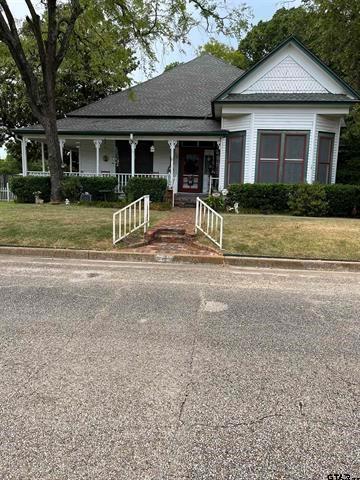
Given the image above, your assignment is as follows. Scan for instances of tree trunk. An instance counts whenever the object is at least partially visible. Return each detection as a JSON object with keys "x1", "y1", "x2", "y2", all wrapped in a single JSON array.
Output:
[{"x1": 43, "y1": 114, "x2": 63, "y2": 203}]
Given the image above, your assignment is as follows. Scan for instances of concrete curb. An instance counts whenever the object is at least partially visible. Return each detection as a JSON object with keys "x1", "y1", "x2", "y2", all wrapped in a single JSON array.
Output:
[{"x1": 0, "y1": 245, "x2": 359, "y2": 272}]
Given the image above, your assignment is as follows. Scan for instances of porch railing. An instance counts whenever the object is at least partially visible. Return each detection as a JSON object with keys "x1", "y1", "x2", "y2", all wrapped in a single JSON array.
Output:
[
  {"x1": 0, "y1": 183, "x2": 16, "y2": 202},
  {"x1": 113, "y1": 195, "x2": 150, "y2": 245},
  {"x1": 195, "y1": 197, "x2": 223, "y2": 249},
  {"x1": 26, "y1": 171, "x2": 171, "y2": 194}
]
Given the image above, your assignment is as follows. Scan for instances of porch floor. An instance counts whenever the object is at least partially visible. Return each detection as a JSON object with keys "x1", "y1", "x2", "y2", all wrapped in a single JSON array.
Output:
[{"x1": 122, "y1": 208, "x2": 220, "y2": 256}]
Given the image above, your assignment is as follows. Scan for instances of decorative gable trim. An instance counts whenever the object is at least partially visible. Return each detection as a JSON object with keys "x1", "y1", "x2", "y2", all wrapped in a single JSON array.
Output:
[
  {"x1": 213, "y1": 36, "x2": 360, "y2": 106},
  {"x1": 243, "y1": 55, "x2": 328, "y2": 94}
]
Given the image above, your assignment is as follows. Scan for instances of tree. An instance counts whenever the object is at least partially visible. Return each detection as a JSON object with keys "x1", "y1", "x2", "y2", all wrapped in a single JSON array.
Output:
[
  {"x1": 238, "y1": 7, "x2": 315, "y2": 66},
  {"x1": 0, "y1": 0, "x2": 247, "y2": 202},
  {"x1": 164, "y1": 61, "x2": 183, "y2": 72},
  {"x1": 198, "y1": 39, "x2": 247, "y2": 69}
]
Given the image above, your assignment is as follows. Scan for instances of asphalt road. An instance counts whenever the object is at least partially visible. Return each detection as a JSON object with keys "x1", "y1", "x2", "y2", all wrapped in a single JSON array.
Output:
[{"x1": 0, "y1": 255, "x2": 359, "y2": 480}]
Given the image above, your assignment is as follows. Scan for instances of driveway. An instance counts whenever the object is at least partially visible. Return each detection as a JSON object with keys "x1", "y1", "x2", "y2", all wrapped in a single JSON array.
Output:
[{"x1": 0, "y1": 256, "x2": 359, "y2": 479}]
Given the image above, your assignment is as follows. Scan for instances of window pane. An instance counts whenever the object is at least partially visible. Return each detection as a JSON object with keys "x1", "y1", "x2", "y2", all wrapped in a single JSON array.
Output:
[
  {"x1": 259, "y1": 161, "x2": 278, "y2": 183},
  {"x1": 317, "y1": 163, "x2": 329, "y2": 184},
  {"x1": 283, "y1": 161, "x2": 303, "y2": 183},
  {"x1": 285, "y1": 135, "x2": 306, "y2": 159},
  {"x1": 229, "y1": 136, "x2": 243, "y2": 162},
  {"x1": 226, "y1": 133, "x2": 245, "y2": 184},
  {"x1": 260, "y1": 134, "x2": 281, "y2": 159},
  {"x1": 228, "y1": 162, "x2": 241, "y2": 184},
  {"x1": 318, "y1": 137, "x2": 332, "y2": 163}
]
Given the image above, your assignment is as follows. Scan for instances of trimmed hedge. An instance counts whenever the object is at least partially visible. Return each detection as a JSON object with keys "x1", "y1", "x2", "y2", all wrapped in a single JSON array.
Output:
[
  {"x1": 227, "y1": 184, "x2": 295, "y2": 214},
  {"x1": 10, "y1": 175, "x2": 118, "y2": 203},
  {"x1": 9, "y1": 176, "x2": 51, "y2": 203},
  {"x1": 125, "y1": 177, "x2": 168, "y2": 202},
  {"x1": 226, "y1": 183, "x2": 360, "y2": 217}
]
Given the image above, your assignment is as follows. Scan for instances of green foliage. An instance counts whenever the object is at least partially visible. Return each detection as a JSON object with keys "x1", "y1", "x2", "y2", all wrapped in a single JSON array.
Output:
[
  {"x1": 61, "y1": 177, "x2": 82, "y2": 202},
  {"x1": 336, "y1": 156, "x2": 360, "y2": 185},
  {"x1": 164, "y1": 61, "x2": 183, "y2": 72},
  {"x1": 0, "y1": 154, "x2": 20, "y2": 175},
  {"x1": 9, "y1": 176, "x2": 51, "y2": 203},
  {"x1": 205, "y1": 196, "x2": 226, "y2": 212},
  {"x1": 125, "y1": 177, "x2": 168, "y2": 202},
  {"x1": 288, "y1": 184, "x2": 329, "y2": 217},
  {"x1": 62, "y1": 176, "x2": 118, "y2": 201},
  {"x1": 324, "y1": 184, "x2": 360, "y2": 217},
  {"x1": 238, "y1": 7, "x2": 314, "y2": 66},
  {"x1": 198, "y1": 39, "x2": 247, "y2": 69},
  {"x1": 227, "y1": 184, "x2": 294, "y2": 214}
]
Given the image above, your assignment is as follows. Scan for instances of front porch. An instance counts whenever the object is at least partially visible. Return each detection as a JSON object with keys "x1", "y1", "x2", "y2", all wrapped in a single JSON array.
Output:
[{"x1": 21, "y1": 135, "x2": 223, "y2": 195}]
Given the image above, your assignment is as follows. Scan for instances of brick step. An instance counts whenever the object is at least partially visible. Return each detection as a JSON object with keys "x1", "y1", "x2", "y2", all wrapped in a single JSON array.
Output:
[{"x1": 145, "y1": 227, "x2": 194, "y2": 244}]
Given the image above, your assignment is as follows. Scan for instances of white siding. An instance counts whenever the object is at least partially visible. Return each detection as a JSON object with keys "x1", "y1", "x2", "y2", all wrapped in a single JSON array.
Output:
[
  {"x1": 312, "y1": 115, "x2": 342, "y2": 183},
  {"x1": 218, "y1": 137, "x2": 227, "y2": 190},
  {"x1": 222, "y1": 114, "x2": 252, "y2": 182},
  {"x1": 221, "y1": 107, "x2": 345, "y2": 184},
  {"x1": 153, "y1": 141, "x2": 170, "y2": 174},
  {"x1": 79, "y1": 139, "x2": 116, "y2": 173}
]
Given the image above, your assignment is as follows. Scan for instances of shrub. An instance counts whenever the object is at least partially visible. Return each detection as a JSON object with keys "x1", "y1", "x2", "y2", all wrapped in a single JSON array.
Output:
[
  {"x1": 61, "y1": 176, "x2": 82, "y2": 202},
  {"x1": 9, "y1": 176, "x2": 51, "y2": 203},
  {"x1": 205, "y1": 195, "x2": 226, "y2": 212},
  {"x1": 227, "y1": 184, "x2": 294, "y2": 214},
  {"x1": 288, "y1": 184, "x2": 329, "y2": 217},
  {"x1": 62, "y1": 176, "x2": 118, "y2": 201},
  {"x1": 125, "y1": 177, "x2": 168, "y2": 202},
  {"x1": 324, "y1": 184, "x2": 360, "y2": 217},
  {"x1": 78, "y1": 200, "x2": 127, "y2": 208}
]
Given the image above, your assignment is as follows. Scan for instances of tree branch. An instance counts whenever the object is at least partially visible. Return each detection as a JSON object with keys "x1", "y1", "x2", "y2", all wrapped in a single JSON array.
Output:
[{"x1": 55, "y1": 0, "x2": 83, "y2": 69}]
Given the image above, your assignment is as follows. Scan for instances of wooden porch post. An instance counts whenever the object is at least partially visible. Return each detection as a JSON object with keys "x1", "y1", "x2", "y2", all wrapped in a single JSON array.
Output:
[
  {"x1": 129, "y1": 135, "x2": 138, "y2": 177},
  {"x1": 69, "y1": 150, "x2": 73, "y2": 173},
  {"x1": 94, "y1": 139, "x2": 102, "y2": 175},
  {"x1": 21, "y1": 137, "x2": 28, "y2": 176},
  {"x1": 168, "y1": 139, "x2": 177, "y2": 189},
  {"x1": 59, "y1": 139, "x2": 66, "y2": 167},
  {"x1": 218, "y1": 137, "x2": 226, "y2": 191}
]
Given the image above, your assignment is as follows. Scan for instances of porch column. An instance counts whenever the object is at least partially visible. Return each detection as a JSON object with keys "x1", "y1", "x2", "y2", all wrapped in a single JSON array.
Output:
[
  {"x1": 94, "y1": 139, "x2": 102, "y2": 175},
  {"x1": 129, "y1": 136, "x2": 138, "y2": 177},
  {"x1": 59, "y1": 139, "x2": 66, "y2": 167},
  {"x1": 168, "y1": 139, "x2": 177, "y2": 188},
  {"x1": 21, "y1": 137, "x2": 28, "y2": 176},
  {"x1": 69, "y1": 150, "x2": 73, "y2": 173},
  {"x1": 218, "y1": 137, "x2": 226, "y2": 191},
  {"x1": 41, "y1": 142, "x2": 46, "y2": 172}
]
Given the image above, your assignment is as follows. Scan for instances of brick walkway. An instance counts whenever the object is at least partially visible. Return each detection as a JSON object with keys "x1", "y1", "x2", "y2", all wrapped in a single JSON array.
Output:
[{"x1": 122, "y1": 208, "x2": 220, "y2": 256}]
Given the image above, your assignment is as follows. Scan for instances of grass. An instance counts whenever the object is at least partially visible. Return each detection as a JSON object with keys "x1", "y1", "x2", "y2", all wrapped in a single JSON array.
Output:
[
  {"x1": 0, "y1": 203, "x2": 170, "y2": 251},
  {"x1": 222, "y1": 214, "x2": 360, "y2": 261}
]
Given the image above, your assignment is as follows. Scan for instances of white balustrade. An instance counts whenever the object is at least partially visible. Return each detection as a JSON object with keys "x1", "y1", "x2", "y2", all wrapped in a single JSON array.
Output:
[
  {"x1": 195, "y1": 197, "x2": 223, "y2": 249},
  {"x1": 113, "y1": 195, "x2": 150, "y2": 245}
]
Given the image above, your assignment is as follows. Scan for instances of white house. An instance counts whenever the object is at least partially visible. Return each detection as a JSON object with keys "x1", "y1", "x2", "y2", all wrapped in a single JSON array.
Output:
[{"x1": 15, "y1": 36, "x2": 359, "y2": 196}]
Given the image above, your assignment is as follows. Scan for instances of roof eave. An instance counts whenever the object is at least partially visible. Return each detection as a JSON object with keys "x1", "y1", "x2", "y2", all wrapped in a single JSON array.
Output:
[{"x1": 13, "y1": 128, "x2": 228, "y2": 137}]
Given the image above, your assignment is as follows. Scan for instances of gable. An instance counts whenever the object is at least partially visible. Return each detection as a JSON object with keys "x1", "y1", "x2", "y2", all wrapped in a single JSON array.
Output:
[
  {"x1": 215, "y1": 37, "x2": 359, "y2": 102},
  {"x1": 243, "y1": 55, "x2": 327, "y2": 94}
]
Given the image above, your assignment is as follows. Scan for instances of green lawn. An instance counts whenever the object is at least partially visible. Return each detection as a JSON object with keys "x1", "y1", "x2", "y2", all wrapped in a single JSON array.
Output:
[
  {"x1": 0, "y1": 203, "x2": 169, "y2": 251},
  {"x1": 222, "y1": 214, "x2": 360, "y2": 261}
]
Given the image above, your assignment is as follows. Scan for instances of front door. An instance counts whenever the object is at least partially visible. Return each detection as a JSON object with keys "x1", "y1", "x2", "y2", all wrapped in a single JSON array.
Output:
[{"x1": 179, "y1": 149, "x2": 203, "y2": 193}]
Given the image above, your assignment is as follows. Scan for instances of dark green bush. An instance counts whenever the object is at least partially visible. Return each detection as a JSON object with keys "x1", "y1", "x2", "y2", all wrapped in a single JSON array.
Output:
[
  {"x1": 227, "y1": 183, "x2": 294, "y2": 214},
  {"x1": 78, "y1": 200, "x2": 127, "y2": 208},
  {"x1": 79, "y1": 176, "x2": 118, "y2": 200},
  {"x1": 324, "y1": 184, "x2": 360, "y2": 217},
  {"x1": 9, "y1": 176, "x2": 51, "y2": 203},
  {"x1": 288, "y1": 184, "x2": 329, "y2": 217},
  {"x1": 61, "y1": 176, "x2": 82, "y2": 202},
  {"x1": 125, "y1": 177, "x2": 168, "y2": 202},
  {"x1": 205, "y1": 196, "x2": 226, "y2": 212}
]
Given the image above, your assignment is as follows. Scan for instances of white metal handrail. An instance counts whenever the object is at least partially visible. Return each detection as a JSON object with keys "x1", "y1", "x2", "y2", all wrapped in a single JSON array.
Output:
[
  {"x1": 195, "y1": 197, "x2": 223, "y2": 249},
  {"x1": 113, "y1": 195, "x2": 150, "y2": 245}
]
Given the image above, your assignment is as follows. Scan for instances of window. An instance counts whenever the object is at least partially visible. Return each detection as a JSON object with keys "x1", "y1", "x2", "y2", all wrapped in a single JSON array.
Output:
[
  {"x1": 257, "y1": 131, "x2": 308, "y2": 184},
  {"x1": 226, "y1": 132, "x2": 245, "y2": 184},
  {"x1": 316, "y1": 133, "x2": 334, "y2": 184}
]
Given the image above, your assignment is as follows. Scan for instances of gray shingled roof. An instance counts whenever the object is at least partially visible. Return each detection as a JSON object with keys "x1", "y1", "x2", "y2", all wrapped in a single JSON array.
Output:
[
  {"x1": 18, "y1": 117, "x2": 223, "y2": 135},
  {"x1": 67, "y1": 55, "x2": 243, "y2": 118},
  {"x1": 216, "y1": 93, "x2": 357, "y2": 103}
]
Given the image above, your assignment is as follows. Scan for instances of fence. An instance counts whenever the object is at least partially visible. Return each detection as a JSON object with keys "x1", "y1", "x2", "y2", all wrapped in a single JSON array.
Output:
[
  {"x1": 113, "y1": 195, "x2": 150, "y2": 245},
  {"x1": 195, "y1": 197, "x2": 223, "y2": 249},
  {"x1": 0, "y1": 183, "x2": 16, "y2": 202}
]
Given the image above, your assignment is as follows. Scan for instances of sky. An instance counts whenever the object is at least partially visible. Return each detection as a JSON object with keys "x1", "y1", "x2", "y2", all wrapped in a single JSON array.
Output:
[{"x1": 0, "y1": 0, "x2": 300, "y2": 158}]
